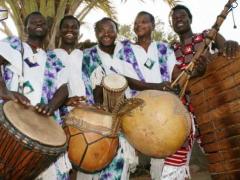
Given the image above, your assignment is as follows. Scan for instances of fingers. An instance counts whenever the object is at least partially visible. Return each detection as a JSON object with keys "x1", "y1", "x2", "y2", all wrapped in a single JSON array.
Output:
[
  {"x1": 66, "y1": 96, "x2": 87, "y2": 106},
  {"x1": 13, "y1": 93, "x2": 31, "y2": 106},
  {"x1": 223, "y1": 41, "x2": 239, "y2": 59},
  {"x1": 35, "y1": 104, "x2": 53, "y2": 116}
]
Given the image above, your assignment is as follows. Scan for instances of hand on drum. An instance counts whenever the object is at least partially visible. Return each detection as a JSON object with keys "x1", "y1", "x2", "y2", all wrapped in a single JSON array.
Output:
[
  {"x1": 34, "y1": 103, "x2": 55, "y2": 116},
  {"x1": 0, "y1": 90, "x2": 30, "y2": 106},
  {"x1": 65, "y1": 96, "x2": 86, "y2": 107},
  {"x1": 157, "y1": 81, "x2": 172, "y2": 91},
  {"x1": 223, "y1": 40, "x2": 239, "y2": 59}
]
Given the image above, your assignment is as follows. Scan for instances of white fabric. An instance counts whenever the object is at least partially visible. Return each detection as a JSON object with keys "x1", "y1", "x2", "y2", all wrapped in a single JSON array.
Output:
[
  {"x1": 37, "y1": 153, "x2": 72, "y2": 180},
  {"x1": 150, "y1": 158, "x2": 165, "y2": 180},
  {"x1": 115, "y1": 41, "x2": 194, "y2": 179},
  {"x1": 114, "y1": 41, "x2": 177, "y2": 98},
  {"x1": 90, "y1": 44, "x2": 137, "y2": 90},
  {"x1": 76, "y1": 172, "x2": 99, "y2": 180},
  {"x1": 54, "y1": 49, "x2": 85, "y2": 97},
  {"x1": 114, "y1": 42, "x2": 139, "y2": 80},
  {"x1": 0, "y1": 41, "x2": 46, "y2": 105},
  {"x1": 115, "y1": 41, "x2": 177, "y2": 83},
  {"x1": 0, "y1": 40, "x2": 71, "y2": 179},
  {"x1": 77, "y1": 45, "x2": 138, "y2": 180},
  {"x1": 120, "y1": 135, "x2": 138, "y2": 180}
]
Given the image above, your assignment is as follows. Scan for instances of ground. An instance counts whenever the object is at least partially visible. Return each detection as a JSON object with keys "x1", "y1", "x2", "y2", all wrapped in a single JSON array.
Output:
[{"x1": 130, "y1": 142, "x2": 212, "y2": 180}]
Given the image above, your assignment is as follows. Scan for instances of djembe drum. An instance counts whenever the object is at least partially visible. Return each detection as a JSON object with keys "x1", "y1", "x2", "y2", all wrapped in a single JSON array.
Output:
[
  {"x1": 64, "y1": 74, "x2": 128, "y2": 172},
  {"x1": 0, "y1": 101, "x2": 67, "y2": 180},
  {"x1": 189, "y1": 50, "x2": 240, "y2": 179},
  {"x1": 102, "y1": 74, "x2": 128, "y2": 112},
  {"x1": 120, "y1": 90, "x2": 192, "y2": 158}
]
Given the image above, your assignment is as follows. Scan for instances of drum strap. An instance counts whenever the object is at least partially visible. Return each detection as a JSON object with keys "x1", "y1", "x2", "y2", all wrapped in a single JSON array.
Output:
[{"x1": 65, "y1": 117, "x2": 112, "y2": 136}]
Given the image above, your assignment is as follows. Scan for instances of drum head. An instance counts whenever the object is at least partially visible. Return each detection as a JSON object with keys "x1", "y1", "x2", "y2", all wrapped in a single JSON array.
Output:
[
  {"x1": 3, "y1": 101, "x2": 66, "y2": 146},
  {"x1": 103, "y1": 74, "x2": 127, "y2": 91}
]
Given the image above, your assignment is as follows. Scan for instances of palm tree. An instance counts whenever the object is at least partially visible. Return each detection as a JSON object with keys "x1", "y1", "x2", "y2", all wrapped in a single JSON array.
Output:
[
  {"x1": 0, "y1": 0, "x2": 178, "y2": 48},
  {"x1": 0, "y1": 0, "x2": 116, "y2": 48}
]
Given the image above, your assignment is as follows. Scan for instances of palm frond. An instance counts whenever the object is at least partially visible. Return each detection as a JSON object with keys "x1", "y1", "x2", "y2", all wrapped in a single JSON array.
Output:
[{"x1": 39, "y1": 0, "x2": 47, "y2": 16}]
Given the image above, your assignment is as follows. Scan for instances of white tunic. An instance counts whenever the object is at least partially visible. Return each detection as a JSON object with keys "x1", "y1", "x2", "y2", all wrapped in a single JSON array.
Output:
[{"x1": 54, "y1": 48, "x2": 86, "y2": 97}]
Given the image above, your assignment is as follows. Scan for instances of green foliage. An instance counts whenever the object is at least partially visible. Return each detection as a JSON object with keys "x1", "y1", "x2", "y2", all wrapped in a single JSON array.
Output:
[{"x1": 118, "y1": 18, "x2": 178, "y2": 44}]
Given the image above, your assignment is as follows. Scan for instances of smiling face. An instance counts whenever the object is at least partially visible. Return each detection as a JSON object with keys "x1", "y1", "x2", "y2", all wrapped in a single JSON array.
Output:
[
  {"x1": 171, "y1": 9, "x2": 192, "y2": 35},
  {"x1": 134, "y1": 13, "x2": 154, "y2": 38},
  {"x1": 60, "y1": 18, "x2": 79, "y2": 45},
  {"x1": 25, "y1": 14, "x2": 48, "y2": 39},
  {"x1": 95, "y1": 20, "x2": 117, "y2": 47}
]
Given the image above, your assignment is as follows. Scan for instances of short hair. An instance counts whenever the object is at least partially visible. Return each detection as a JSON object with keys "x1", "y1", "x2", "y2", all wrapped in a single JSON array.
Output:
[
  {"x1": 136, "y1": 11, "x2": 155, "y2": 26},
  {"x1": 24, "y1": 11, "x2": 43, "y2": 27},
  {"x1": 94, "y1": 17, "x2": 119, "y2": 33},
  {"x1": 171, "y1": 5, "x2": 192, "y2": 20},
  {"x1": 59, "y1": 15, "x2": 80, "y2": 29}
]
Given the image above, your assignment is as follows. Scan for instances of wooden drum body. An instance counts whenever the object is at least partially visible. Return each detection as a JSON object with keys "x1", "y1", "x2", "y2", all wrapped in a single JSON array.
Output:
[
  {"x1": 189, "y1": 51, "x2": 240, "y2": 179},
  {"x1": 120, "y1": 90, "x2": 191, "y2": 158},
  {"x1": 64, "y1": 106, "x2": 119, "y2": 173},
  {"x1": 0, "y1": 101, "x2": 67, "y2": 180}
]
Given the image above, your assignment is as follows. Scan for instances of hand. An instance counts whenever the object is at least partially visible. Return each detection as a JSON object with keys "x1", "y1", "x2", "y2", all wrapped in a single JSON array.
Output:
[
  {"x1": 223, "y1": 40, "x2": 239, "y2": 59},
  {"x1": 191, "y1": 55, "x2": 208, "y2": 78},
  {"x1": 156, "y1": 81, "x2": 172, "y2": 91},
  {"x1": 34, "y1": 103, "x2": 55, "y2": 116},
  {"x1": 0, "y1": 90, "x2": 30, "y2": 106},
  {"x1": 65, "y1": 96, "x2": 86, "y2": 107}
]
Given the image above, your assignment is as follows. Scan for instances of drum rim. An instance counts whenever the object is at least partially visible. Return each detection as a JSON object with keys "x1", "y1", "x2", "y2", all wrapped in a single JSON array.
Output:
[
  {"x1": 0, "y1": 103, "x2": 67, "y2": 155},
  {"x1": 102, "y1": 74, "x2": 128, "y2": 93}
]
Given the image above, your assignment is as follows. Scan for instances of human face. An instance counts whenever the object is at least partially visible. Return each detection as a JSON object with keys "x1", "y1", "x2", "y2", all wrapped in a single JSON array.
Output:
[
  {"x1": 134, "y1": 14, "x2": 154, "y2": 38},
  {"x1": 171, "y1": 9, "x2": 192, "y2": 35},
  {"x1": 26, "y1": 14, "x2": 48, "y2": 39},
  {"x1": 95, "y1": 20, "x2": 117, "y2": 47},
  {"x1": 60, "y1": 18, "x2": 79, "y2": 45}
]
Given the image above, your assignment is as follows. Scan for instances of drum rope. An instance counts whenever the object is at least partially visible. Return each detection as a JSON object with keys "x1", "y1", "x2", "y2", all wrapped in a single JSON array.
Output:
[{"x1": 171, "y1": 0, "x2": 238, "y2": 98}]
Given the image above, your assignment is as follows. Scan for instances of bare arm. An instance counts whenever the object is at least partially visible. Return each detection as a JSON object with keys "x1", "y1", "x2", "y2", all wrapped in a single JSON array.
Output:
[
  {"x1": 215, "y1": 33, "x2": 239, "y2": 58},
  {"x1": 93, "y1": 85, "x2": 103, "y2": 105},
  {"x1": 126, "y1": 77, "x2": 171, "y2": 91}
]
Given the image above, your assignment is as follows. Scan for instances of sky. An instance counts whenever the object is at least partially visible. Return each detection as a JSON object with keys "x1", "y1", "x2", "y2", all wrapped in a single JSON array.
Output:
[
  {"x1": 0, "y1": 0, "x2": 239, "y2": 42},
  {"x1": 81, "y1": 0, "x2": 240, "y2": 42}
]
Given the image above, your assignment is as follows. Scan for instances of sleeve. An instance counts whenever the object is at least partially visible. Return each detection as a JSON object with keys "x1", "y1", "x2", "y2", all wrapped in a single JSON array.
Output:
[
  {"x1": 57, "y1": 65, "x2": 69, "y2": 88},
  {"x1": 114, "y1": 41, "x2": 139, "y2": 80},
  {"x1": 67, "y1": 52, "x2": 86, "y2": 97},
  {"x1": 0, "y1": 38, "x2": 22, "y2": 75},
  {"x1": 166, "y1": 45, "x2": 178, "y2": 81}
]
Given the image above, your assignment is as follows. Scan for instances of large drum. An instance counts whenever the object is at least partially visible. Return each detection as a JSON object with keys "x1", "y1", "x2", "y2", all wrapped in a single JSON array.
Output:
[
  {"x1": 64, "y1": 106, "x2": 119, "y2": 173},
  {"x1": 189, "y1": 50, "x2": 240, "y2": 179},
  {"x1": 64, "y1": 74, "x2": 127, "y2": 173},
  {"x1": 0, "y1": 101, "x2": 67, "y2": 179},
  {"x1": 120, "y1": 90, "x2": 191, "y2": 158}
]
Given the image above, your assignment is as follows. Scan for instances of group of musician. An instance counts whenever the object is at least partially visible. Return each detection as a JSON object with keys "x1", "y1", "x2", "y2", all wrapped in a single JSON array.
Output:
[{"x1": 0, "y1": 4, "x2": 238, "y2": 180}]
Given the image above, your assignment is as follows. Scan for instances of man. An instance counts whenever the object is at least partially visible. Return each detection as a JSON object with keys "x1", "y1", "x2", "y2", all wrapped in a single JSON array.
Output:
[
  {"x1": 0, "y1": 12, "x2": 71, "y2": 179},
  {"x1": 78, "y1": 17, "x2": 139, "y2": 180},
  {"x1": 155, "y1": 5, "x2": 239, "y2": 180},
  {"x1": 54, "y1": 15, "x2": 86, "y2": 109},
  {"x1": 114, "y1": 11, "x2": 188, "y2": 180}
]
